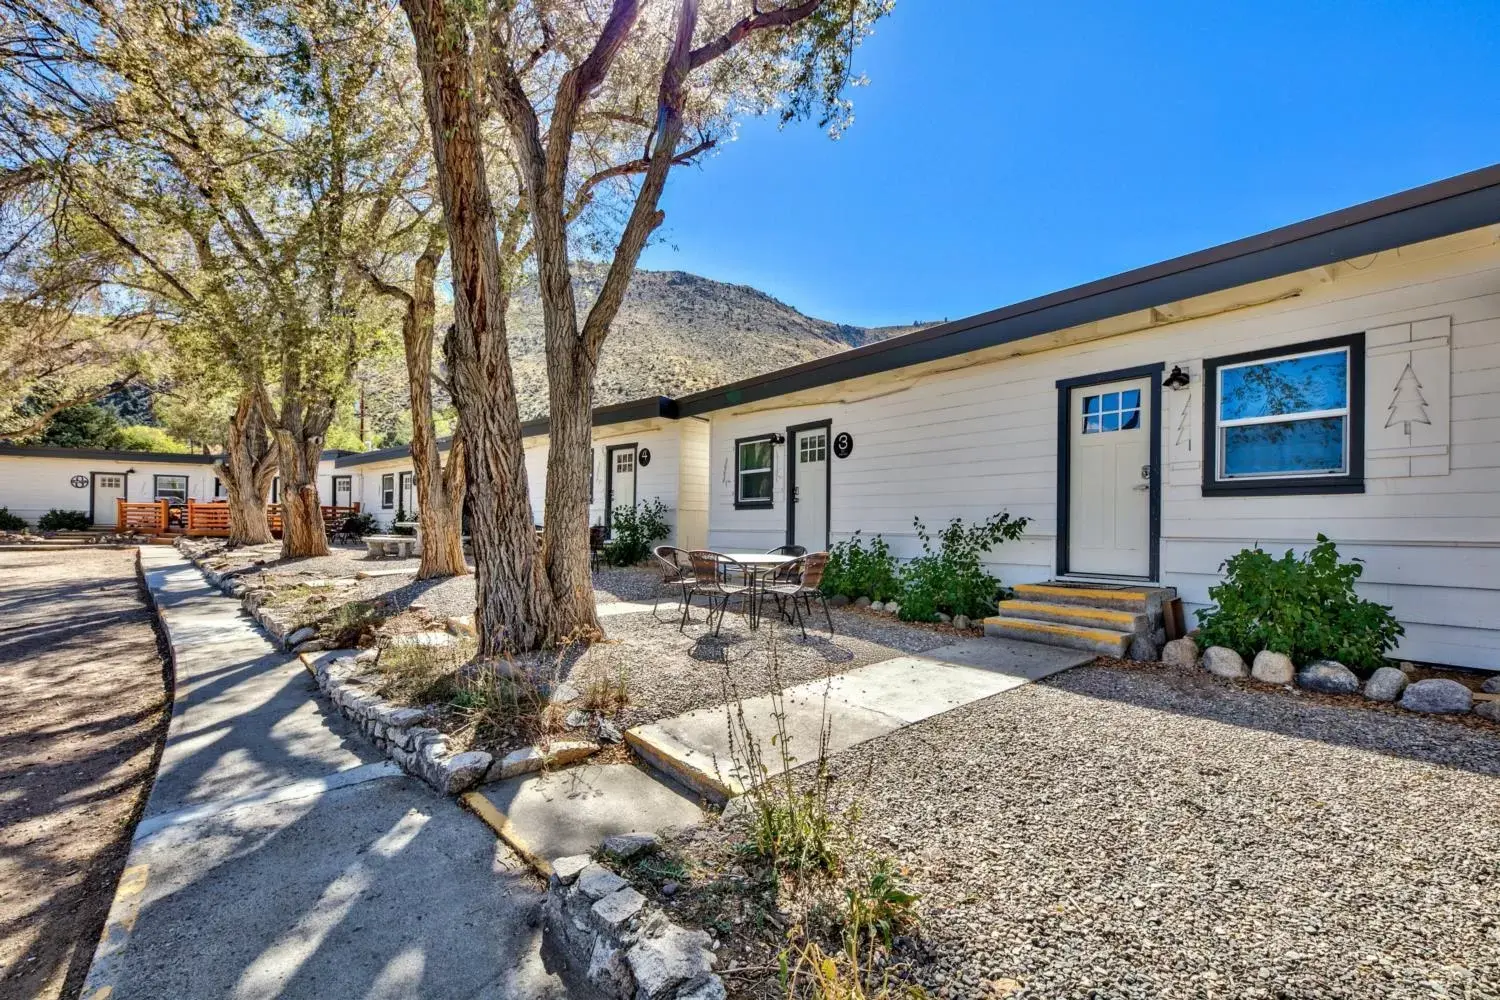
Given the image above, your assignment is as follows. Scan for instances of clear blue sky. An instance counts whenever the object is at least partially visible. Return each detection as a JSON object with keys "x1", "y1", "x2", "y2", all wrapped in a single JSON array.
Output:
[{"x1": 638, "y1": 0, "x2": 1500, "y2": 328}]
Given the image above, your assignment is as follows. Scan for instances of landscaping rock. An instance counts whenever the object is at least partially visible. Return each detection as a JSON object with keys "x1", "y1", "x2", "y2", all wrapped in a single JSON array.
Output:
[
  {"x1": 936, "y1": 612, "x2": 951, "y2": 623},
  {"x1": 953, "y1": 615, "x2": 971, "y2": 630},
  {"x1": 627, "y1": 923, "x2": 716, "y2": 999},
  {"x1": 1297, "y1": 660, "x2": 1360, "y2": 695},
  {"x1": 1251, "y1": 650, "x2": 1295, "y2": 686},
  {"x1": 1161, "y1": 638, "x2": 1198, "y2": 671},
  {"x1": 287, "y1": 626, "x2": 318, "y2": 647},
  {"x1": 1201, "y1": 646, "x2": 1247, "y2": 679},
  {"x1": 660, "y1": 880, "x2": 679, "y2": 898},
  {"x1": 437, "y1": 750, "x2": 492, "y2": 794},
  {"x1": 552, "y1": 855, "x2": 591, "y2": 885},
  {"x1": 549, "y1": 682, "x2": 581, "y2": 705},
  {"x1": 292, "y1": 638, "x2": 330, "y2": 654},
  {"x1": 869, "y1": 601, "x2": 885, "y2": 612},
  {"x1": 600, "y1": 832, "x2": 657, "y2": 860},
  {"x1": 577, "y1": 864, "x2": 629, "y2": 901},
  {"x1": 597, "y1": 717, "x2": 624, "y2": 744},
  {"x1": 1475, "y1": 701, "x2": 1500, "y2": 723},
  {"x1": 1399, "y1": 660, "x2": 1418, "y2": 675},
  {"x1": 1481, "y1": 675, "x2": 1500, "y2": 695},
  {"x1": 675, "y1": 976, "x2": 728, "y2": 1000},
  {"x1": 387, "y1": 630, "x2": 456, "y2": 649},
  {"x1": 487, "y1": 740, "x2": 598, "y2": 782},
  {"x1": 565, "y1": 709, "x2": 591, "y2": 729},
  {"x1": 884, "y1": 601, "x2": 901, "y2": 617},
  {"x1": 1363, "y1": 666, "x2": 1409, "y2": 703},
  {"x1": 853, "y1": 597, "x2": 871, "y2": 608},
  {"x1": 1127, "y1": 635, "x2": 1159, "y2": 662},
  {"x1": 1399, "y1": 678, "x2": 1472, "y2": 715},
  {"x1": 592, "y1": 887, "x2": 647, "y2": 931},
  {"x1": 354, "y1": 647, "x2": 380, "y2": 664},
  {"x1": 828, "y1": 595, "x2": 850, "y2": 608}
]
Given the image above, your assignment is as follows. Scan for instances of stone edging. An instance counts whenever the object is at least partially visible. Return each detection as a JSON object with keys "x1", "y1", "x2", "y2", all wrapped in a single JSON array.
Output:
[
  {"x1": 545, "y1": 845, "x2": 724, "y2": 1000},
  {"x1": 173, "y1": 538, "x2": 311, "y2": 651}
]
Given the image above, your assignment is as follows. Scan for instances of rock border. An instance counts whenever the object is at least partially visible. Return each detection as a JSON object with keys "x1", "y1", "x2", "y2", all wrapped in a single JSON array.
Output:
[
  {"x1": 1161, "y1": 638, "x2": 1495, "y2": 722},
  {"x1": 175, "y1": 538, "x2": 310, "y2": 651},
  {"x1": 545, "y1": 849, "x2": 724, "y2": 1000}
]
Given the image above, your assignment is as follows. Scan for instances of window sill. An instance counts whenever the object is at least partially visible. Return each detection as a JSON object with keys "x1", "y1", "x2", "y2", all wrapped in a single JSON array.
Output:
[
  {"x1": 1202, "y1": 479, "x2": 1364, "y2": 497},
  {"x1": 734, "y1": 500, "x2": 775, "y2": 511}
]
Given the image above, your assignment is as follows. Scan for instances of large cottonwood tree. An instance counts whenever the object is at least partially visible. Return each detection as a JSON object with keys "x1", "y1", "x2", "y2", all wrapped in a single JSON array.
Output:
[
  {"x1": 0, "y1": 0, "x2": 429, "y2": 556},
  {"x1": 401, "y1": 0, "x2": 889, "y2": 654}
]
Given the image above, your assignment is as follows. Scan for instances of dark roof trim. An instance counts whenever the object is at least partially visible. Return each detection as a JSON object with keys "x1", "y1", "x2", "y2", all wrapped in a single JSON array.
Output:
[
  {"x1": 676, "y1": 162, "x2": 1500, "y2": 416},
  {"x1": 0, "y1": 444, "x2": 354, "y2": 464},
  {"x1": 334, "y1": 396, "x2": 678, "y2": 467},
  {"x1": 0, "y1": 444, "x2": 218, "y2": 464}
]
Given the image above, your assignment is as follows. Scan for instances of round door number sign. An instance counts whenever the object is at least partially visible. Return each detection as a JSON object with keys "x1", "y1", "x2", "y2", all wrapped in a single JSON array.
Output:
[
  {"x1": 832, "y1": 432, "x2": 854, "y2": 459},
  {"x1": 71, "y1": 475, "x2": 90, "y2": 488},
  {"x1": 637, "y1": 448, "x2": 651, "y2": 467}
]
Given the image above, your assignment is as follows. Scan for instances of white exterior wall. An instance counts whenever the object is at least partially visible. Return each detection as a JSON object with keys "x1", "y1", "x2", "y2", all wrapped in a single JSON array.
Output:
[
  {"x1": 344, "y1": 459, "x2": 412, "y2": 529},
  {"x1": 706, "y1": 229, "x2": 1500, "y2": 670},
  {"x1": 675, "y1": 417, "x2": 712, "y2": 551},
  {"x1": 0, "y1": 454, "x2": 219, "y2": 525}
]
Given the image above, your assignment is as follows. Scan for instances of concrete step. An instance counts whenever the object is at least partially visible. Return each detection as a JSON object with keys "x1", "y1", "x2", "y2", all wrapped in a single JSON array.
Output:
[
  {"x1": 982, "y1": 615, "x2": 1133, "y2": 656},
  {"x1": 994, "y1": 598, "x2": 1147, "y2": 634},
  {"x1": 1011, "y1": 582, "x2": 1172, "y2": 614}
]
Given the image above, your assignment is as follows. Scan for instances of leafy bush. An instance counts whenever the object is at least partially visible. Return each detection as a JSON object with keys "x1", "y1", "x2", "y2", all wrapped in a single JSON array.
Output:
[
  {"x1": 1194, "y1": 534, "x2": 1404, "y2": 671},
  {"x1": 820, "y1": 531, "x2": 900, "y2": 602},
  {"x1": 845, "y1": 859, "x2": 920, "y2": 949},
  {"x1": 38, "y1": 508, "x2": 91, "y2": 531},
  {"x1": 390, "y1": 505, "x2": 416, "y2": 536},
  {"x1": 342, "y1": 511, "x2": 377, "y2": 537},
  {"x1": 896, "y1": 511, "x2": 1029, "y2": 622},
  {"x1": 0, "y1": 507, "x2": 26, "y2": 531},
  {"x1": 605, "y1": 497, "x2": 670, "y2": 567}
]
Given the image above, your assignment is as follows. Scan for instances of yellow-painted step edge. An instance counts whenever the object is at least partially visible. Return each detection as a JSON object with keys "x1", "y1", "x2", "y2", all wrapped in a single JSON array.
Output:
[
  {"x1": 982, "y1": 617, "x2": 1130, "y2": 645},
  {"x1": 997, "y1": 600, "x2": 1138, "y2": 627},
  {"x1": 461, "y1": 790, "x2": 554, "y2": 878},
  {"x1": 1013, "y1": 583, "x2": 1154, "y2": 603}
]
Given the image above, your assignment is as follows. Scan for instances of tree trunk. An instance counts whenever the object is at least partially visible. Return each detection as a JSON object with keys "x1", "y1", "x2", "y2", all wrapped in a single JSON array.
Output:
[
  {"x1": 405, "y1": 249, "x2": 468, "y2": 579},
  {"x1": 215, "y1": 393, "x2": 276, "y2": 546},
  {"x1": 402, "y1": 0, "x2": 551, "y2": 654},
  {"x1": 540, "y1": 347, "x2": 601, "y2": 639},
  {"x1": 276, "y1": 429, "x2": 329, "y2": 558}
]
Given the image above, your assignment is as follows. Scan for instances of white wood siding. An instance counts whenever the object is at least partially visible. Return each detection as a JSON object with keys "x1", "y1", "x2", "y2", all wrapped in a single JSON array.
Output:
[
  {"x1": 0, "y1": 455, "x2": 219, "y2": 525},
  {"x1": 707, "y1": 231, "x2": 1500, "y2": 669}
]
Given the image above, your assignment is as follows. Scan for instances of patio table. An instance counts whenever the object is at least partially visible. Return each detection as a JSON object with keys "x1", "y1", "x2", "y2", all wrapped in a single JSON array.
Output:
[{"x1": 716, "y1": 553, "x2": 798, "y2": 629}]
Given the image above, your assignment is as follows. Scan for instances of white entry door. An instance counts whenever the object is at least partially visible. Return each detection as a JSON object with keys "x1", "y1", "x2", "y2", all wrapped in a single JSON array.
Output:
[
  {"x1": 791, "y1": 426, "x2": 829, "y2": 550},
  {"x1": 92, "y1": 473, "x2": 126, "y2": 526},
  {"x1": 606, "y1": 445, "x2": 637, "y2": 536},
  {"x1": 333, "y1": 476, "x2": 352, "y2": 508},
  {"x1": 1068, "y1": 377, "x2": 1152, "y2": 577}
]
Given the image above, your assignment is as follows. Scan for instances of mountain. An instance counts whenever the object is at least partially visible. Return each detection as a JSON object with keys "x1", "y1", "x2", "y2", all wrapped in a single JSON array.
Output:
[{"x1": 504, "y1": 268, "x2": 932, "y2": 419}]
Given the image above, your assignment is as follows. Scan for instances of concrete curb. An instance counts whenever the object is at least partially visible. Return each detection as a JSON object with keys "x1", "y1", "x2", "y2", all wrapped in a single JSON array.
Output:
[
  {"x1": 623, "y1": 725, "x2": 743, "y2": 806},
  {"x1": 460, "y1": 790, "x2": 555, "y2": 877}
]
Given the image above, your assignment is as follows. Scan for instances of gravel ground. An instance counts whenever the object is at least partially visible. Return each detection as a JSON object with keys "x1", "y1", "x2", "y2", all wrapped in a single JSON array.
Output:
[{"x1": 810, "y1": 660, "x2": 1500, "y2": 1000}]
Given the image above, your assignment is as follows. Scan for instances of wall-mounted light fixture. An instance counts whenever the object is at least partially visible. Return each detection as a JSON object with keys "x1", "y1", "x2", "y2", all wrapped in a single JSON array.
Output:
[
  {"x1": 768, "y1": 432, "x2": 786, "y2": 445},
  {"x1": 1163, "y1": 365, "x2": 1191, "y2": 390}
]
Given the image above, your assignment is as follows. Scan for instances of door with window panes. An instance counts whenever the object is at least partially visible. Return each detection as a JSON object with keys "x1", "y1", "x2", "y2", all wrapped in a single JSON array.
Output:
[
  {"x1": 790, "y1": 426, "x2": 829, "y2": 550},
  {"x1": 1068, "y1": 379, "x2": 1151, "y2": 577},
  {"x1": 604, "y1": 445, "x2": 637, "y2": 537}
]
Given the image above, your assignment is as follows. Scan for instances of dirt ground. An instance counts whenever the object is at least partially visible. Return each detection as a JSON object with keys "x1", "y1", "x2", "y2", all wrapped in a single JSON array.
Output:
[{"x1": 0, "y1": 549, "x2": 169, "y2": 1000}]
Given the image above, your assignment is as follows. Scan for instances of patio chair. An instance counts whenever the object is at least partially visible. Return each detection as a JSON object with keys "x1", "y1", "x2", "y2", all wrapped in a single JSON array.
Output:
[
  {"x1": 651, "y1": 545, "x2": 695, "y2": 625},
  {"x1": 589, "y1": 524, "x2": 607, "y2": 571},
  {"x1": 762, "y1": 551, "x2": 834, "y2": 640},
  {"x1": 685, "y1": 550, "x2": 755, "y2": 637},
  {"x1": 764, "y1": 544, "x2": 806, "y2": 583}
]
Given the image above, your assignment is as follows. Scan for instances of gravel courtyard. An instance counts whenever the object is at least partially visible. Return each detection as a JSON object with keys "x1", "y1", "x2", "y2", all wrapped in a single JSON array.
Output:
[{"x1": 823, "y1": 661, "x2": 1500, "y2": 1000}]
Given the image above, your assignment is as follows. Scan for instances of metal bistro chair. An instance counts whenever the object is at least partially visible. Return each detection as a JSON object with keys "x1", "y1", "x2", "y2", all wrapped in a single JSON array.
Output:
[
  {"x1": 762, "y1": 551, "x2": 834, "y2": 640},
  {"x1": 589, "y1": 524, "x2": 607, "y2": 571},
  {"x1": 651, "y1": 545, "x2": 695, "y2": 625},
  {"x1": 764, "y1": 544, "x2": 806, "y2": 584},
  {"x1": 685, "y1": 550, "x2": 755, "y2": 636}
]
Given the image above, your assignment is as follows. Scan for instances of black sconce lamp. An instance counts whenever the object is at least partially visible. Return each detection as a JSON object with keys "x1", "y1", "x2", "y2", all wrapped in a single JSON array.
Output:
[
  {"x1": 768, "y1": 433, "x2": 786, "y2": 444},
  {"x1": 1163, "y1": 365, "x2": 1190, "y2": 390}
]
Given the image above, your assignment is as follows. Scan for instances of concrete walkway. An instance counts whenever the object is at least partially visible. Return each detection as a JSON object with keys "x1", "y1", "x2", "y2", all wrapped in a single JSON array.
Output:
[{"x1": 84, "y1": 548, "x2": 570, "y2": 1000}]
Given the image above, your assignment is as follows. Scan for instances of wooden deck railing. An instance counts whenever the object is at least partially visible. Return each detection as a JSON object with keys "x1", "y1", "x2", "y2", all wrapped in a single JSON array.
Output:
[
  {"x1": 265, "y1": 503, "x2": 362, "y2": 538},
  {"x1": 167, "y1": 500, "x2": 363, "y2": 538},
  {"x1": 116, "y1": 499, "x2": 169, "y2": 534}
]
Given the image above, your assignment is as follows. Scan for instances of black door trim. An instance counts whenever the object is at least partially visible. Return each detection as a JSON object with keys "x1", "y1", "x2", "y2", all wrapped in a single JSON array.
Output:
[
  {"x1": 603, "y1": 442, "x2": 639, "y2": 537},
  {"x1": 89, "y1": 469, "x2": 131, "y2": 526},
  {"x1": 784, "y1": 419, "x2": 832, "y2": 550},
  {"x1": 331, "y1": 474, "x2": 353, "y2": 506},
  {"x1": 1055, "y1": 362, "x2": 1164, "y2": 581}
]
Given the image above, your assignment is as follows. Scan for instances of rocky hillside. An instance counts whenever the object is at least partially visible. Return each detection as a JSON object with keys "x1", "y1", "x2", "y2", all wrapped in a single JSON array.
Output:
[{"x1": 505, "y1": 268, "x2": 930, "y2": 418}]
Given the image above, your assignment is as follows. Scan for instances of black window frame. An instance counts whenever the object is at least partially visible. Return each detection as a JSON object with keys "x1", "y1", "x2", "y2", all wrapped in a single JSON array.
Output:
[
  {"x1": 380, "y1": 473, "x2": 395, "y2": 510},
  {"x1": 734, "y1": 434, "x2": 776, "y2": 510},
  {"x1": 153, "y1": 473, "x2": 188, "y2": 502},
  {"x1": 1202, "y1": 331, "x2": 1365, "y2": 497}
]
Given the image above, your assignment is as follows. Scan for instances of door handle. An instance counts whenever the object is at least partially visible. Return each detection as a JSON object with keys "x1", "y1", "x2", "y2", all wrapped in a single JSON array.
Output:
[
  {"x1": 792, "y1": 486, "x2": 800, "y2": 502},
  {"x1": 1132, "y1": 484, "x2": 1150, "y2": 491}
]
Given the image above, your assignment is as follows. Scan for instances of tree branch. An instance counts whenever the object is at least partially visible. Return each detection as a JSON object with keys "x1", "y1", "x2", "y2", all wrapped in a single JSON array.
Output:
[{"x1": 689, "y1": 0, "x2": 824, "y2": 70}]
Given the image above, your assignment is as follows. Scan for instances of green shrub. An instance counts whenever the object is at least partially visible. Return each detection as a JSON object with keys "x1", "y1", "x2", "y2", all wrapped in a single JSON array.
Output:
[
  {"x1": 38, "y1": 508, "x2": 91, "y2": 531},
  {"x1": 605, "y1": 497, "x2": 670, "y2": 566},
  {"x1": 845, "y1": 858, "x2": 920, "y2": 949},
  {"x1": 897, "y1": 511, "x2": 1029, "y2": 622},
  {"x1": 1194, "y1": 534, "x2": 1404, "y2": 671},
  {"x1": 342, "y1": 511, "x2": 377, "y2": 537},
  {"x1": 391, "y1": 505, "x2": 415, "y2": 535},
  {"x1": 0, "y1": 507, "x2": 26, "y2": 531},
  {"x1": 820, "y1": 531, "x2": 900, "y2": 602}
]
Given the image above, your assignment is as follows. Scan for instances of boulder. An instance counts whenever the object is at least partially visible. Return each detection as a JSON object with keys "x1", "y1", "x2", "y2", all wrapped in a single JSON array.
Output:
[
  {"x1": 565, "y1": 709, "x2": 591, "y2": 729},
  {"x1": 600, "y1": 832, "x2": 657, "y2": 860},
  {"x1": 1363, "y1": 666, "x2": 1409, "y2": 703},
  {"x1": 935, "y1": 612, "x2": 951, "y2": 623},
  {"x1": 1297, "y1": 660, "x2": 1360, "y2": 695},
  {"x1": 437, "y1": 750, "x2": 492, "y2": 794},
  {"x1": 953, "y1": 615, "x2": 972, "y2": 630},
  {"x1": 1250, "y1": 650, "x2": 1295, "y2": 686},
  {"x1": 597, "y1": 717, "x2": 624, "y2": 744},
  {"x1": 869, "y1": 601, "x2": 885, "y2": 612},
  {"x1": 884, "y1": 601, "x2": 901, "y2": 617},
  {"x1": 1161, "y1": 637, "x2": 1198, "y2": 671},
  {"x1": 627, "y1": 923, "x2": 716, "y2": 999},
  {"x1": 828, "y1": 595, "x2": 850, "y2": 608},
  {"x1": 1481, "y1": 675, "x2": 1500, "y2": 695},
  {"x1": 287, "y1": 625, "x2": 318, "y2": 647},
  {"x1": 853, "y1": 597, "x2": 871, "y2": 608},
  {"x1": 1399, "y1": 678, "x2": 1473, "y2": 715},
  {"x1": 1127, "y1": 635, "x2": 1159, "y2": 662},
  {"x1": 1201, "y1": 646, "x2": 1247, "y2": 679},
  {"x1": 1475, "y1": 701, "x2": 1500, "y2": 723}
]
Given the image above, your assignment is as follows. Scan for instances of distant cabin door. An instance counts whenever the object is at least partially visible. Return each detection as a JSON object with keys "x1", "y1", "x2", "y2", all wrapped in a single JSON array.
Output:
[
  {"x1": 91, "y1": 472, "x2": 127, "y2": 526},
  {"x1": 604, "y1": 444, "x2": 638, "y2": 537},
  {"x1": 788, "y1": 422, "x2": 830, "y2": 551},
  {"x1": 1064, "y1": 373, "x2": 1156, "y2": 578},
  {"x1": 332, "y1": 476, "x2": 352, "y2": 508}
]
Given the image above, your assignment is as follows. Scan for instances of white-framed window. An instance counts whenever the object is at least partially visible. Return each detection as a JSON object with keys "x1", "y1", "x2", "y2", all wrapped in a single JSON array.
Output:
[
  {"x1": 380, "y1": 473, "x2": 395, "y2": 510},
  {"x1": 798, "y1": 431, "x2": 827, "y2": 463},
  {"x1": 154, "y1": 474, "x2": 188, "y2": 502},
  {"x1": 735, "y1": 436, "x2": 774, "y2": 507},
  {"x1": 1204, "y1": 333, "x2": 1363, "y2": 496},
  {"x1": 1082, "y1": 389, "x2": 1141, "y2": 434}
]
